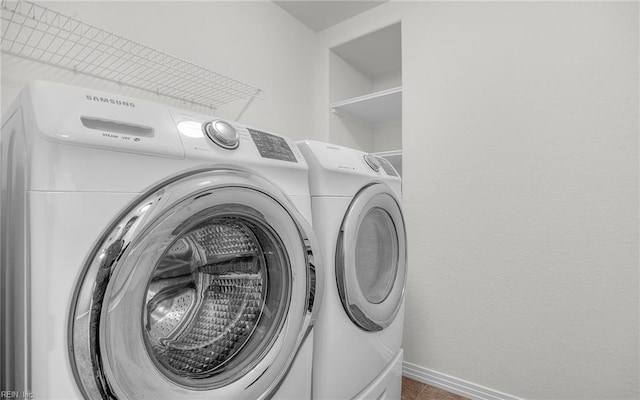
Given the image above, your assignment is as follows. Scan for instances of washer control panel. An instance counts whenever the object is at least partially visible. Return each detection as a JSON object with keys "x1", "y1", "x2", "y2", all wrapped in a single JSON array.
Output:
[
  {"x1": 203, "y1": 120, "x2": 239, "y2": 149},
  {"x1": 248, "y1": 128, "x2": 297, "y2": 163}
]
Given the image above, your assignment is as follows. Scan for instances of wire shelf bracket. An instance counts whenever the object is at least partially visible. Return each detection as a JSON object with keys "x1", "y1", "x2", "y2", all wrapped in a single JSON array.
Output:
[{"x1": 1, "y1": 0, "x2": 265, "y2": 112}]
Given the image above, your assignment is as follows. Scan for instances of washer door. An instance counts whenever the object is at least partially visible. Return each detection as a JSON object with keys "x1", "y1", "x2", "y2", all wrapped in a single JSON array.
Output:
[
  {"x1": 336, "y1": 183, "x2": 406, "y2": 332},
  {"x1": 69, "y1": 168, "x2": 322, "y2": 400}
]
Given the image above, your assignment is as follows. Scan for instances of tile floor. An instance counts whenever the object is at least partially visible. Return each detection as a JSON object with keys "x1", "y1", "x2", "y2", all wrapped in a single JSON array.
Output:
[{"x1": 401, "y1": 376, "x2": 469, "y2": 400}]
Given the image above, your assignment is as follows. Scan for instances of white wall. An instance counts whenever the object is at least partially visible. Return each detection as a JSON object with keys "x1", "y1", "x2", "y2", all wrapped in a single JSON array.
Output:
[
  {"x1": 320, "y1": 2, "x2": 639, "y2": 399},
  {"x1": 373, "y1": 120, "x2": 402, "y2": 152},
  {"x1": 1, "y1": 1, "x2": 322, "y2": 141}
]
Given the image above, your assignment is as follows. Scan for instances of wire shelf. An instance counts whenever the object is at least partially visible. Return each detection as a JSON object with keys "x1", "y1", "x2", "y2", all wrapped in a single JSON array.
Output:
[{"x1": 1, "y1": 0, "x2": 263, "y2": 109}]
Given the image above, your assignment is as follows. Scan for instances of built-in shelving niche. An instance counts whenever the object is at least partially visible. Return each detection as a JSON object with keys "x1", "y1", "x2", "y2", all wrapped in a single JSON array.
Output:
[{"x1": 329, "y1": 22, "x2": 402, "y2": 174}]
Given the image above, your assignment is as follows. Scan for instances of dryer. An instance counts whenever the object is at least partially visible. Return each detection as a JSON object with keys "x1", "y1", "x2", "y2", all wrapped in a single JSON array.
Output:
[
  {"x1": 297, "y1": 141, "x2": 406, "y2": 400},
  {"x1": 1, "y1": 81, "x2": 323, "y2": 400}
]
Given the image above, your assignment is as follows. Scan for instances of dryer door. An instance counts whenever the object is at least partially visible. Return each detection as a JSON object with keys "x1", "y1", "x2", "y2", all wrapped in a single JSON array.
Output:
[
  {"x1": 69, "y1": 168, "x2": 322, "y2": 400},
  {"x1": 336, "y1": 183, "x2": 406, "y2": 331}
]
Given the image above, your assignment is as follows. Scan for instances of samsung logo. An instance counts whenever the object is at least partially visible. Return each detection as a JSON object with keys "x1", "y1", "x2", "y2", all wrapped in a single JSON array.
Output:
[{"x1": 86, "y1": 95, "x2": 135, "y2": 107}]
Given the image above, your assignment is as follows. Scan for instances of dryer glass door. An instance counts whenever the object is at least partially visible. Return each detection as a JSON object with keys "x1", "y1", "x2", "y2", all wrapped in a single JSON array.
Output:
[
  {"x1": 337, "y1": 183, "x2": 406, "y2": 331},
  {"x1": 69, "y1": 169, "x2": 321, "y2": 400}
]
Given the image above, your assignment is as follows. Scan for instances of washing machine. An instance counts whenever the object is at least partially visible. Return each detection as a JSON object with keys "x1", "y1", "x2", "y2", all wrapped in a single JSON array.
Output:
[
  {"x1": 0, "y1": 81, "x2": 324, "y2": 400},
  {"x1": 297, "y1": 141, "x2": 406, "y2": 400}
]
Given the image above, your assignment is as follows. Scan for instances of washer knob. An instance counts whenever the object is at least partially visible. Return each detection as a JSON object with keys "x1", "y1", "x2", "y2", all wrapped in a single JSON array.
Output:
[
  {"x1": 203, "y1": 120, "x2": 239, "y2": 149},
  {"x1": 363, "y1": 153, "x2": 381, "y2": 172}
]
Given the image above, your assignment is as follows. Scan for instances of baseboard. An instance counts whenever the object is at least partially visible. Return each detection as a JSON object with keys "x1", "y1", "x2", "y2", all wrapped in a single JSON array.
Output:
[{"x1": 402, "y1": 361, "x2": 522, "y2": 400}]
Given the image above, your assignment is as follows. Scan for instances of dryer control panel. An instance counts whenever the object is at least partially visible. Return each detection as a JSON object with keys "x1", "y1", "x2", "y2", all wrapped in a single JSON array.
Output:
[
  {"x1": 296, "y1": 140, "x2": 402, "y2": 197},
  {"x1": 297, "y1": 141, "x2": 399, "y2": 178}
]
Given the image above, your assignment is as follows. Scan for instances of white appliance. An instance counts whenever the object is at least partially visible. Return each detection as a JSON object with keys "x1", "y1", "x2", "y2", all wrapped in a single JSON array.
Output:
[
  {"x1": 374, "y1": 150, "x2": 402, "y2": 177},
  {"x1": 297, "y1": 141, "x2": 406, "y2": 400},
  {"x1": 1, "y1": 81, "x2": 324, "y2": 400}
]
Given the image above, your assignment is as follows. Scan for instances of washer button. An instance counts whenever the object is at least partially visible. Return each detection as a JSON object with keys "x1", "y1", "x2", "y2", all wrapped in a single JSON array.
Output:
[{"x1": 204, "y1": 120, "x2": 239, "y2": 149}]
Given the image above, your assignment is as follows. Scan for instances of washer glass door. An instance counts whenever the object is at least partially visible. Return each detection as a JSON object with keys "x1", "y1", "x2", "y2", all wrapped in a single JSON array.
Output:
[
  {"x1": 142, "y1": 205, "x2": 288, "y2": 386},
  {"x1": 336, "y1": 183, "x2": 406, "y2": 331},
  {"x1": 69, "y1": 168, "x2": 320, "y2": 400}
]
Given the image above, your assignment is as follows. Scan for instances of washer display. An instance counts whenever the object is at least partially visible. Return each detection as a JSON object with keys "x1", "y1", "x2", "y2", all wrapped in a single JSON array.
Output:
[{"x1": 249, "y1": 129, "x2": 298, "y2": 162}]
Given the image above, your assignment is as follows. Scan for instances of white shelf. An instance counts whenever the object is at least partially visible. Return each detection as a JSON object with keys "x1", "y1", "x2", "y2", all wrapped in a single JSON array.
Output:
[
  {"x1": 374, "y1": 149, "x2": 402, "y2": 157},
  {"x1": 331, "y1": 86, "x2": 401, "y2": 125},
  {"x1": 0, "y1": 0, "x2": 263, "y2": 110}
]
